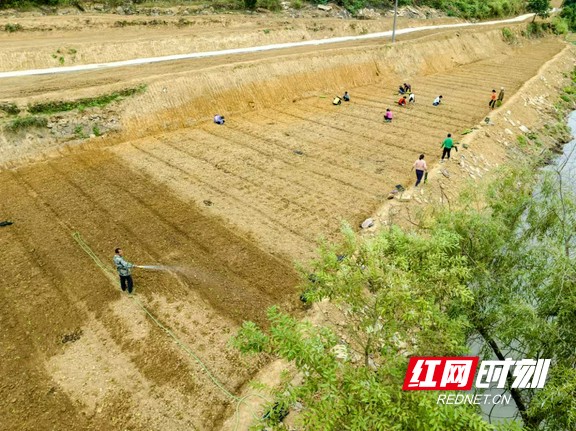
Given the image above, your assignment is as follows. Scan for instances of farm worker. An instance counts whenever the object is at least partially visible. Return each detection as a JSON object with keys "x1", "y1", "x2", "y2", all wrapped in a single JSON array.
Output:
[
  {"x1": 398, "y1": 85, "x2": 406, "y2": 95},
  {"x1": 498, "y1": 87, "x2": 505, "y2": 103},
  {"x1": 114, "y1": 248, "x2": 136, "y2": 294},
  {"x1": 441, "y1": 133, "x2": 454, "y2": 161},
  {"x1": 403, "y1": 83, "x2": 412, "y2": 93},
  {"x1": 412, "y1": 154, "x2": 428, "y2": 187},
  {"x1": 384, "y1": 108, "x2": 393, "y2": 122},
  {"x1": 408, "y1": 93, "x2": 415, "y2": 104},
  {"x1": 214, "y1": 114, "x2": 225, "y2": 125},
  {"x1": 489, "y1": 89, "x2": 497, "y2": 109},
  {"x1": 432, "y1": 95, "x2": 443, "y2": 106},
  {"x1": 398, "y1": 96, "x2": 407, "y2": 107},
  {"x1": 333, "y1": 96, "x2": 342, "y2": 105},
  {"x1": 343, "y1": 91, "x2": 350, "y2": 102}
]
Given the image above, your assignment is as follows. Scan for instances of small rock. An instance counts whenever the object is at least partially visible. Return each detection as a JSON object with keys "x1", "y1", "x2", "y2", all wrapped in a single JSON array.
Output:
[
  {"x1": 519, "y1": 125, "x2": 530, "y2": 133},
  {"x1": 317, "y1": 4, "x2": 332, "y2": 11},
  {"x1": 360, "y1": 218, "x2": 374, "y2": 229}
]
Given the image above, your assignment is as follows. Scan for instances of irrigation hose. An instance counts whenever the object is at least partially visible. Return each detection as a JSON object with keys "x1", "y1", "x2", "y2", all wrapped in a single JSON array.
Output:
[{"x1": 71, "y1": 232, "x2": 270, "y2": 430}]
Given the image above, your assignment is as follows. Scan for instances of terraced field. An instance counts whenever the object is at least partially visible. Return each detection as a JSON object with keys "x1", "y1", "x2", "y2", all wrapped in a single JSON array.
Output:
[
  {"x1": 0, "y1": 33, "x2": 566, "y2": 431},
  {"x1": 113, "y1": 38, "x2": 564, "y2": 259}
]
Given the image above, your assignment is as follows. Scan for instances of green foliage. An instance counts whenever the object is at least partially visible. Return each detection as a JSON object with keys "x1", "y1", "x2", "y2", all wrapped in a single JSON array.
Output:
[
  {"x1": 234, "y1": 224, "x2": 489, "y2": 430},
  {"x1": 526, "y1": 0, "x2": 550, "y2": 20},
  {"x1": 92, "y1": 125, "x2": 101, "y2": 137},
  {"x1": 5, "y1": 115, "x2": 48, "y2": 132},
  {"x1": 501, "y1": 27, "x2": 516, "y2": 44},
  {"x1": 236, "y1": 150, "x2": 576, "y2": 429},
  {"x1": 235, "y1": 308, "x2": 492, "y2": 431},
  {"x1": 525, "y1": 21, "x2": 546, "y2": 38},
  {"x1": 0, "y1": 102, "x2": 20, "y2": 116},
  {"x1": 517, "y1": 134, "x2": 529, "y2": 148},
  {"x1": 257, "y1": 0, "x2": 281, "y2": 11},
  {"x1": 74, "y1": 124, "x2": 86, "y2": 138},
  {"x1": 291, "y1": 0, "x2": 303, "y2": 9},
  {"x1": 426, "y1": 0, "x2": 525, "y2": 20},
  {"x1": 4, "y1": 23, "x2": 23, "y2": 32},
  {"x1": 551, "y1": 17, "x2": 569, "y2": 34},
  {"x1": 28, "y1": 85, "x2": 146, "y2": 114},
  {"x1": 434, "y1": 164, "x2": 576, "y2": 429},
  {"x1": 0, "y1": 0, "x2": 527, "y2": 19},
  {"x1": 560, "y1": 5, "x2": 576, "y2": 31}
]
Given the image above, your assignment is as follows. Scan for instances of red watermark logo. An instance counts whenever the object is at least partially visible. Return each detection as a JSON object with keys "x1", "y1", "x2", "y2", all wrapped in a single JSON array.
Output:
[
  {"x1": 403, "y1": 357, "x2": 479, "y2": 390},
  {"x1": 403, "y1": 357, "x2": 550, "y2": 391}
]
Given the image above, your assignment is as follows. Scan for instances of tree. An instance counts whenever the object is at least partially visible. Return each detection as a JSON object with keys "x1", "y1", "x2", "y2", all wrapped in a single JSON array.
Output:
[
  {"x1": 234, "y1": 157, "x2": 576, "y2": 429},
  {"x1": 527, "y1": 0, "x2": 551, "y2": 21},
  {"x1": 432, "y1": 162, "x2": 576, "y2": 429},
  {"x1": 234, "y1": 224, "x2": 519, "y2": 430}
]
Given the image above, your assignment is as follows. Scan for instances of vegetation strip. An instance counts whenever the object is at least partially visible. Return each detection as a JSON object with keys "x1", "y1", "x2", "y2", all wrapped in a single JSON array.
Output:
[{"x1": 27, "y1": 84, "x2": 146, "y2": 115}]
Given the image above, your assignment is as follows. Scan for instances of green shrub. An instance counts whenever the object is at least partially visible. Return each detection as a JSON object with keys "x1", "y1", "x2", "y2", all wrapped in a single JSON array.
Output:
[
  {"x1": 291, "y1": 0, "x2": 303, "y2": 8},
  {"x1": 0, "y1": 102, "x2": 20, "y2": 115},
  {"x1": 501, "y1": 27, "x2": 516, "y2": 43},
  {"x1": 516, "y1": 134, "x2": 528, "y2": 148},
  {"x1": 257, "y1": 0, "x2": 281, "y2": 11},
  {"x1": 551, "y1": 16, "x2": 569, "y2": 34},
  {"x1": 526, "y1": 21, "x2": 545, "y2": 38},
  {"x1": 5, "y1": 116, "x2": 47, "y2": 132},
  {"x1": 4, "y1": 23, "x2": 23, "y2": 32},
  {"x1": 560, "y1": 5, "x2": 576, "y2": 31}
]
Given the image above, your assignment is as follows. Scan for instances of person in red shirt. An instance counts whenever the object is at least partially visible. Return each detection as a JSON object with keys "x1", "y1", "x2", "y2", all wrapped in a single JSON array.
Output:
[
  {"x1": 489, "y1": 89, "x2": 497, "y2": 109},
  {"x1": 398, "y1": 96, "x2": 407, "y2": 107}
]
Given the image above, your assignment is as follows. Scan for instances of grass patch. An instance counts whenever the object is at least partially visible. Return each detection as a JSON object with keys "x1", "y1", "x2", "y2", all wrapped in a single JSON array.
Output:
[
  {"x1": 5, "y1": 116, "x2": 47, "y2": 132},
  {"x1": 0, "y1": 102, "x2": 20, "y2": 116},
  {"x1": 501, "y1": 27, "x2": 516, "y2": 44},
  {"x1": 4, "y1": 23, "x2": 23, "y2": 32},
  {"x1": 517, "y1": 134, "x2": 528, "y2": 148},
  {"x1": 28, "y1": 85, "x2": 147, "y2": 115}
]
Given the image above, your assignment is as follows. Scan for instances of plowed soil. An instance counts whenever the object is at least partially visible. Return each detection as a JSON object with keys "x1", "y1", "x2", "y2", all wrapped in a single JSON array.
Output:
[{"x1": 0, "y1": 10, "x2": 568, "y2": 431}]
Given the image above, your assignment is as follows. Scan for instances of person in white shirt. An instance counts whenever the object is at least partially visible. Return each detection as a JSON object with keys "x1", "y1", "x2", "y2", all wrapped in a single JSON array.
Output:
[
  {"x1": 412, "y1": 154, "x2": 428, "y2": 186},
  {"x1": 433, "y1": 95, "x2": 443, "y2": 106}
]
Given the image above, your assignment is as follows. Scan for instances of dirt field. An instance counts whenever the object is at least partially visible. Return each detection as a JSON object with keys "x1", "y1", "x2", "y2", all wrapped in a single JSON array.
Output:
[{"x1": 0, "y1": 9, "x2": 572, "y2": 431}]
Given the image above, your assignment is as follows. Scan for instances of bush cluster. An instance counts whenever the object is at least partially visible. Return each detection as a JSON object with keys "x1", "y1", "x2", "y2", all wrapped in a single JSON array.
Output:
[{"x1": 0, "y1": 0, "x2": 562, "y2": 22}]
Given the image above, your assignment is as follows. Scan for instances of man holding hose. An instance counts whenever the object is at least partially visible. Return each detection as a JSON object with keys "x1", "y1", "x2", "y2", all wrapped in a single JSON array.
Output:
[{"x1": 113, "y1": 248, "x2": 137, "y2": 294}]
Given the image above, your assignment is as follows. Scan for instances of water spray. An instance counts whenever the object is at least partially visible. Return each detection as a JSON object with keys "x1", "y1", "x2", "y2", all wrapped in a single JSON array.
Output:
[{"x1": 136, "y1": 265, "x2": 171, "y2": 270}]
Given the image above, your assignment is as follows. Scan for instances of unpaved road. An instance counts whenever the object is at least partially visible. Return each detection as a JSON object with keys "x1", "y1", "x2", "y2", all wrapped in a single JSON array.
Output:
[{"x1": 0, "y1": 13, "x2": 533, "y2": 78}]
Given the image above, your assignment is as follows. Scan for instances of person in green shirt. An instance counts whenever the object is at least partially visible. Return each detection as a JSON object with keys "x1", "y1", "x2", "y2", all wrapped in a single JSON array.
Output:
[{"x1": 441, "y1": 133, "x2": 453, "y2": 161}]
